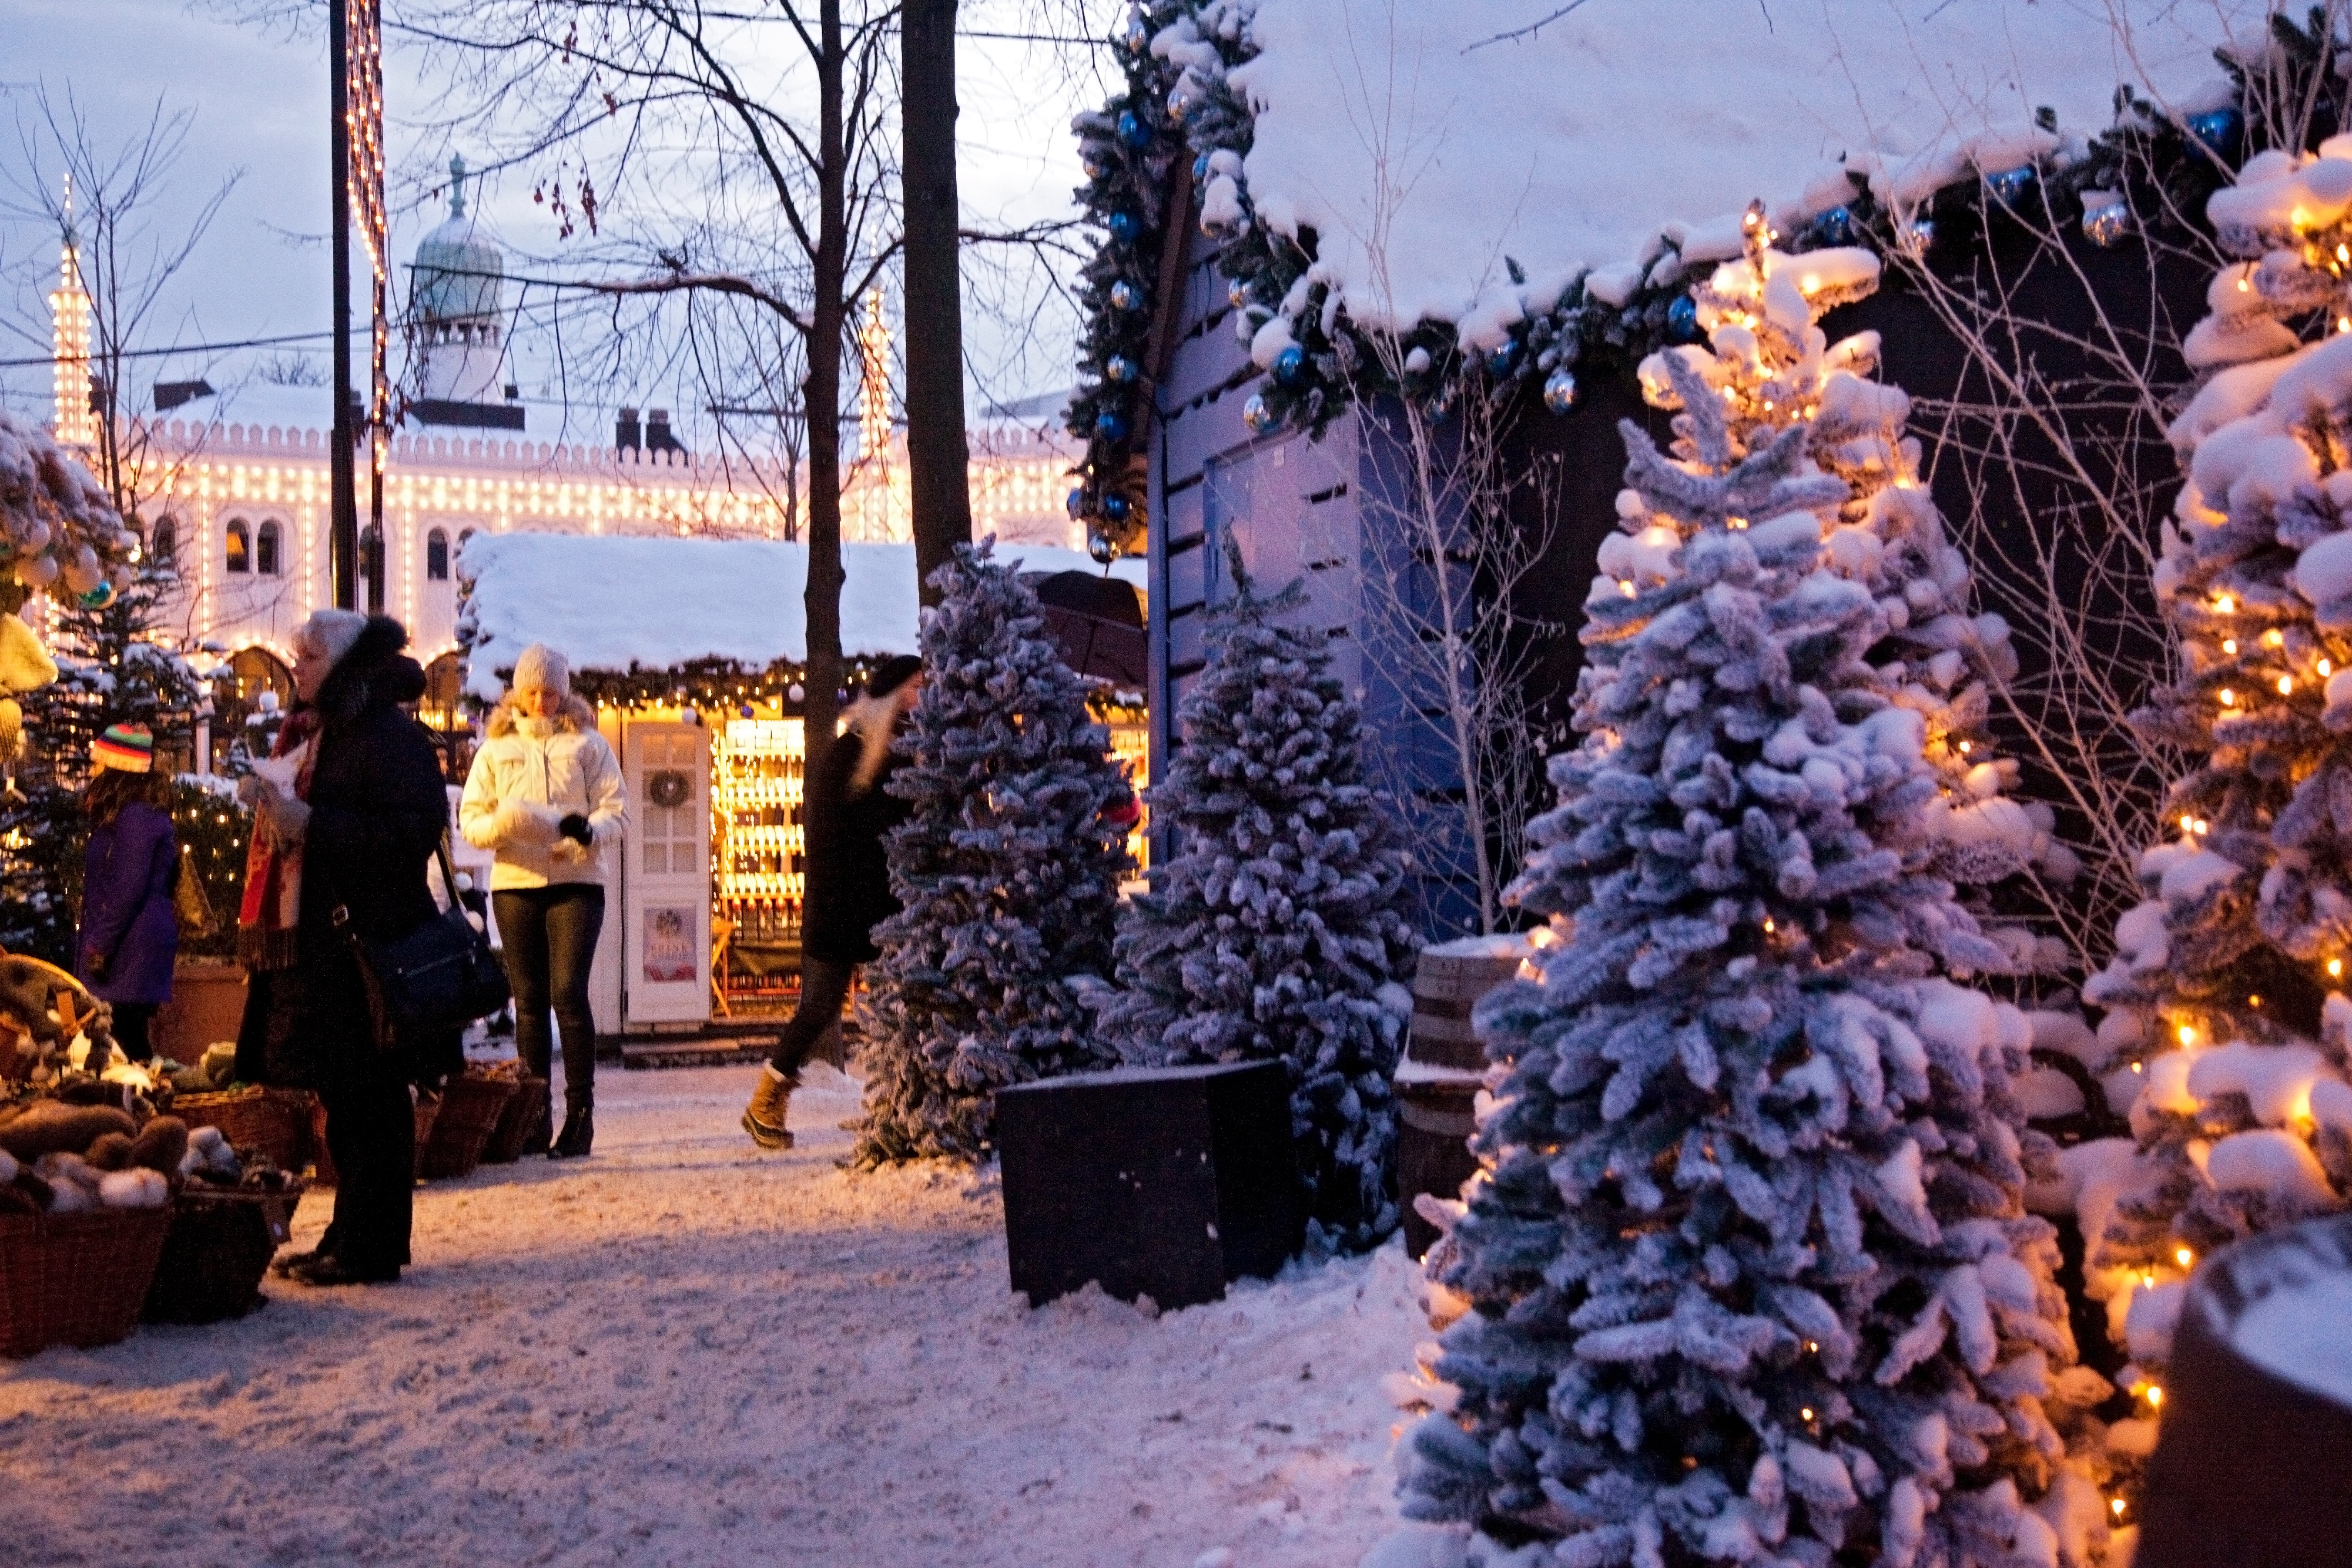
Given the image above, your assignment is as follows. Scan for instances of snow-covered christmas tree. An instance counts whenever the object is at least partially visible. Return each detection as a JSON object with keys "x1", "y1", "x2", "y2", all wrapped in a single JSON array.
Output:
[
  {"x1": 1104, "y1": 553, "x2": 1418, "y2": 1252},
  {"x1": 852, "y1": 542, "x2": 1135, "y2": 1165},
  {"x1": 1395, "y1": 213, "x2": 2102, "y2": 1567},
  {"x1": 2079, "y1": 139, "x2": 2352, "y2": 1465}
]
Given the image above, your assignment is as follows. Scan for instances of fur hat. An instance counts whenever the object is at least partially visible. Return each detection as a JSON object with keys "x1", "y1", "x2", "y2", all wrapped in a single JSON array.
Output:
[
  {"x1": 867, "y1": 655, "x2": 922, "y2": 699},
  {"x1": 512, "y1": 643, "x2": 571, "y2": 697},
  {"x1": 299, "y1": 609, "x2": 369, "y2": 669}
]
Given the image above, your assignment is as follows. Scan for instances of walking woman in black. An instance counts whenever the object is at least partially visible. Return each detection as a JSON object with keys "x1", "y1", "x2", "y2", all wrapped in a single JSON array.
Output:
[
  {"x1": 237, "y1": 610, "x2": 451, "y2": 1286},
  {"x1": 741, "y1": 655, "x2": 922, "y2": 1148}
]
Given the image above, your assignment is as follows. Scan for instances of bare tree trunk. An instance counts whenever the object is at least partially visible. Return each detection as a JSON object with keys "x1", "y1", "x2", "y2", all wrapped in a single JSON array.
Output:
[
  {"x1": 803, "y1": 0, "x2": 851, "y2": 771},
  {"x1": 901, "y1": 0, "x2": 971, "y2": 605}
]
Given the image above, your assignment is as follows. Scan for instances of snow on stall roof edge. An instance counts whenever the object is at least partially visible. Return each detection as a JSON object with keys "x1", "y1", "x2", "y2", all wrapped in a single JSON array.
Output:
[
  {"x1": 455, "y1": 533, "x2": 1146, "y2": 701},
  {"x1": 1229, "y1": 0, "x2": 2262, "y2": 343}
]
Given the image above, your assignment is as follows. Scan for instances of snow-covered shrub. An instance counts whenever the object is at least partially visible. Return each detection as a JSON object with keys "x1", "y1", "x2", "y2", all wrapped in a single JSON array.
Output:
[
  {"x1": 851, "y1": 542, "x2": 1132, "y2": 1166},
  {"x1": 1104, "y1": 555, "x2": 1418, "y2": 1253},
  {"x1": 1393, "y1": 213, "x2": 2099, "y2": 1568}
]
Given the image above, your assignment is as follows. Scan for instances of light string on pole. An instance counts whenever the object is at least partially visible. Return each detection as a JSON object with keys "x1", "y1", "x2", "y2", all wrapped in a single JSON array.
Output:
[{"x1": 348, "y1": 0, "x2": 390, "y2": 615}]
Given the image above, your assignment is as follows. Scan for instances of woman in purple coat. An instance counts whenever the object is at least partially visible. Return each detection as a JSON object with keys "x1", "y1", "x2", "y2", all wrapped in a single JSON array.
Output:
[{"x1": 76, "y1": 722, "x2": 179, "y2": 1060}]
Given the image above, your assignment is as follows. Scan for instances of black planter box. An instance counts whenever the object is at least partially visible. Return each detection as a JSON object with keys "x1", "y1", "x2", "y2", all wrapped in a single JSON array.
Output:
[{"x1": 995, "y1": 1060, "x2": 1303, "y2": 1310}]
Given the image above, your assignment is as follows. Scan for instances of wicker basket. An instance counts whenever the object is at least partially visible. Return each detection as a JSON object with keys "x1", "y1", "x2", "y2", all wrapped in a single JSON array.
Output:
[
  {"x1": 418, "y1": 1073, "x2": 518, "y2": 1180},
  {"x1": 174, "y1": 1087, "x2": 315, "y2": 1171},
  {"x1": 480, "y1": 1075, "x2": 549, "y2": 1164},
  {"x1": 309, "y1": 1091, "x2": 441, "y2": 1187},
  {"x1": 141, "y1": 1184, "x2": 306, "y2": 1326},
  {"x1": 0, "y1": 1207, "x2": 173, "y2": 1356}
]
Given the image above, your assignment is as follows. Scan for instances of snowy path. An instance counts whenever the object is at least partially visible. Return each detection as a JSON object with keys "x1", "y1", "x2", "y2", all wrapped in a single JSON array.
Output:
[{"x1": 0, "y1": 1065, "x2": 1426, "y2": 1568}]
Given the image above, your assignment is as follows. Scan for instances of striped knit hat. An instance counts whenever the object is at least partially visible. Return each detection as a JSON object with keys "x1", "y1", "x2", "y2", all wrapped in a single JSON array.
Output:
[{"x1": 91, "y1": 723, "x2": 154, "y2": 774}]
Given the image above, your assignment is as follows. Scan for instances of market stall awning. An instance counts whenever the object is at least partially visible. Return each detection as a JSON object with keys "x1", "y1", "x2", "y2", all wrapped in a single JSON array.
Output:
[{"x1": 456, "y1": 534, "x2": 1145, "y2": 702}]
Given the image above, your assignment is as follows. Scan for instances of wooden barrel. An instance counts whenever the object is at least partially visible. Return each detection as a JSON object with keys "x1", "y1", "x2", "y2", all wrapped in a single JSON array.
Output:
[
  {"x1": 1409, "y1": 945, "x2": 1525, "y2": 1072},
  {"x1": 1395, "y1": 940, "x2": 1528, "y2": 1259}
]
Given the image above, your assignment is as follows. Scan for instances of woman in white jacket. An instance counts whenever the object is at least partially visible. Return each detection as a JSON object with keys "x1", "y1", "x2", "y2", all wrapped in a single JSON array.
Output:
[{"x1": 459, "y1": 644, "x2": 626, "y2": 1156}]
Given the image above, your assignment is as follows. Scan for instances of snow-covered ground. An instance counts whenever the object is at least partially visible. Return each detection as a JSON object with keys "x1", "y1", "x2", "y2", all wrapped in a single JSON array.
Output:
[{"x1": 0, "y1": 1064, "x2": 1429, "y2": 1568}]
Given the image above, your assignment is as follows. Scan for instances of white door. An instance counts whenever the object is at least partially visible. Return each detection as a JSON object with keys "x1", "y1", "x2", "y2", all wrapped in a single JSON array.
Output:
[{"x1": 621, "y1": 720, "x2": 712, "y2": 1028}]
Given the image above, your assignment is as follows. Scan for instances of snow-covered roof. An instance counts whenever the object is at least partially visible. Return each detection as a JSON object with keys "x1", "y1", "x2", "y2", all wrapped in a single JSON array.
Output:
[
  {"x1": 455, "y1": 532, "x2": 1147, "y2": 701},
  {"x1": 1225, "y1": 0, "x2": 2254, "y2": 340}
]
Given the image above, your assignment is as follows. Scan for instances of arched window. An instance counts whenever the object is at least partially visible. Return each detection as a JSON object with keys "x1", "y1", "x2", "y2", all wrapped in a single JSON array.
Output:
[
  {"x1": 224, "y1": 518, "x2": 250, "y2": 574},
  {"x1": 255, "y1": 519, "x2": 282, "y2": 577},
  {"x1": 426, "y1": 528, "x2": 450, "y2": 582},
  {"x1": 149, "y1": 516, "x2": 177, "y2": 564}
]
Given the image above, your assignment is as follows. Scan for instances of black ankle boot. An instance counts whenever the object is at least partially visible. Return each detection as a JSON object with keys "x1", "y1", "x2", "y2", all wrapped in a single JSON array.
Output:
[{"x1": 551, "y1": 1105, "x2": 594, "y2": 1158}]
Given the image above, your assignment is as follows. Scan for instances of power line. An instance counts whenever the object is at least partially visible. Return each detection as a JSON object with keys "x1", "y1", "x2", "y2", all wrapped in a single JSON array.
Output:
[{"x1": 0, "y1": 328, "x2": 350, "y2": 371}]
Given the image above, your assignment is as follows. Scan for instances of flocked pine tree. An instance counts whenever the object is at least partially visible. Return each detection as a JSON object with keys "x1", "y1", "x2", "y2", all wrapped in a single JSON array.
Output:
[
  {"x1": 1395, "y1": 215, "x2": 2102, "y2": 1568},
  {"x1": 1103, "y1": 552, "x2": 1418, "y2": 1252},
  {"x1": 2079, "y1": 141, "x2": 2352, "y2": 1469},
  {"x1": 852, "y1": 541, "x2": 1134, "y2": 1165}
]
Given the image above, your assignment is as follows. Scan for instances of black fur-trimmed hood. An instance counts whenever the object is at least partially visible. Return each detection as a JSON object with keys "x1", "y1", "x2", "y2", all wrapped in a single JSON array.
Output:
[{"x1": 317, "y1": 615, "x2": 427, "y2": 733}]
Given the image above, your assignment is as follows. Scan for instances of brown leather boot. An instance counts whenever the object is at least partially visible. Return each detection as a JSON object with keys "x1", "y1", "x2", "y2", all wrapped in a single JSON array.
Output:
[{"x1": 742, "y1": 1065, "x2": 794, "y2": 1150}]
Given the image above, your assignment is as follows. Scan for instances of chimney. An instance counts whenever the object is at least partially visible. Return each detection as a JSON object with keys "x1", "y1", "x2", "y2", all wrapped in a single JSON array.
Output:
[
  {"x1": 616, "y1": 406, "x2": 642, "y2": 454},
  {"x1": 647, "y1": 408, "x2": 685, "y2": 456}
]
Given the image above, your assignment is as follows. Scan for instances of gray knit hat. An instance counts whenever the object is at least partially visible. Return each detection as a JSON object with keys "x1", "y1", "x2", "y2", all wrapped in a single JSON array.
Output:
[
  {"x1": 299, "y1": 609, "x2": 369, "y2": 668},
  {"x1": 512, "y1": 642, "x2": 572, "y2": 697}
]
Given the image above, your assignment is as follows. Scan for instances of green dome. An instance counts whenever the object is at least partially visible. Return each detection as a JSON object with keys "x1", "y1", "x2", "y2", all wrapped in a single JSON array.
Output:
[{"x1": 413, "y1": 155, "x2": 503, "y2": 324}]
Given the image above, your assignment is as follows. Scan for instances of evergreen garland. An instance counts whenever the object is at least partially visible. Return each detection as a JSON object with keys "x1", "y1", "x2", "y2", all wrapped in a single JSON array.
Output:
[
  {"x1": 1103, "y1": 551, "x2": 1418, "y2": 1253},
  {"x1": 852, "y1": 542, "x2": 1135, "y2": 1165}
]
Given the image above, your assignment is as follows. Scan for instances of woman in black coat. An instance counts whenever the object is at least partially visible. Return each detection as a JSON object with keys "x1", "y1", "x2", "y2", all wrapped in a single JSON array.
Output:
[
  {"x1": 740, "y1": 654, "x2": 922, "y2": 1149},
  {"x1": 236, "y1": 611, "x2": 451, "y2": 1287}
]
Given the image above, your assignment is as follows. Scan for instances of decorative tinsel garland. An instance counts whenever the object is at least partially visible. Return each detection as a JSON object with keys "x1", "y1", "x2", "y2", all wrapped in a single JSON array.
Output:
[{"x1": 1065, "y1": 7, "x2": 2352, "y2": 562}]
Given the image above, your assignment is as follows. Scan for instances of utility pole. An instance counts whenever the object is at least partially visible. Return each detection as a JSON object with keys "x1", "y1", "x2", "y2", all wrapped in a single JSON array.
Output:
[
  {"x1": 328, "y1": 0, "x2": 358, "y2": 611},
  {"x1": 900, "y1": 0, "x2": 971, "y2": 606}
]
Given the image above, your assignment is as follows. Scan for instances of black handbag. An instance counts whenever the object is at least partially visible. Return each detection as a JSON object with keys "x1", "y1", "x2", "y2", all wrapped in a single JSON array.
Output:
[{"x1": 332, "y1": 837, "x2": 511, "y2": 1052}]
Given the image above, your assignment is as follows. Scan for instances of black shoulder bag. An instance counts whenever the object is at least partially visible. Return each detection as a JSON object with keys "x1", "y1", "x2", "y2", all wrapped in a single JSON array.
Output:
[{"x1": 332, "y1": 837, "x2": 511, "y2": 1052}]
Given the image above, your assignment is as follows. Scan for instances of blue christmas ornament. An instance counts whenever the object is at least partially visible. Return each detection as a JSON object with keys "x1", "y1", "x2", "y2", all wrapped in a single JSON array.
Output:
[
  {"x1": 1106, "y1": 355, "x2": 1137, "y2": 384},
  {"x1": 1109, "y1": 279, "x2": 1142, "y2": 312},
  {"x1": 1088, "y1": 531, "x2": 1120, "y2": 564},
  {"x1": 1664, "y1": 295, "x2": 1702, "y2": 344},
  {"x1": 1118, "y1": 10, "x2": 1150, "y2": 52},
  {"x1": 1081, "y1": 151, "x2": 1106, "y2": 182},
  {"x1": 1242, "y1": 393, "x2": 1278, "y2": 434},
  {"x1": 1983, "y1": 165, "x2": 2036, "y2": 209},
  {"x1": 1227, "y1": 278, "x2": 1251, "y2": 310},
  {"x1": 1811, "y1": 205, "x2": 1857, "y2": 245},
  {"x1": 1542, "y1": 367, "x2": 1579, "y2": 415},
  {"x1": 740, "y1": 704, "x2": 756, "y2": 719},
  {"x1": 1106, "y1": 210, "x2": 1141, "y2": 246},
  {"x1": 1101, "y1": 492, "x2": 1132, "y2": 524},
  {"x1": 1485, "y1": 339, "x2": 1521, "y2": 379},
  {"x1": 1067, "y1": 486, "x2": 1089, "y2": 520},
  {"x1": 1116, "y1": 110, "x2": 1153, "y2": 150},
  {"x1": 1272, "y1": 344, "x2": 1307, "y2": 385},
  {"x1": 1194, "y1": 152, "x2": 1212, "y2": 183},
  {"x1": 1903, "y1": 217, "x2": 1937, "y2": 255},
  {"x1": 77, "y1": 580, "x2": 114, "y2": 611},
  {"x1": 1094, "y1": 408, "x2": 1130, "y2": 443},
  {"x1": 1167, "y1": 86, "x2": 1196, "y2": 124},
  {"x1": 2082, "y1": 196, "x2": 2130, "y2": 248},
  {"x1": 2187, "y1": 106, "x2": 2243, "y2": 160}
]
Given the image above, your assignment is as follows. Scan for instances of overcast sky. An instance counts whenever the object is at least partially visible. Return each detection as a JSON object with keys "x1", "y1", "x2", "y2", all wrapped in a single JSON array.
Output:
[{"x1": 0, "y1": 0, "x2": 1115, "y2": 444}]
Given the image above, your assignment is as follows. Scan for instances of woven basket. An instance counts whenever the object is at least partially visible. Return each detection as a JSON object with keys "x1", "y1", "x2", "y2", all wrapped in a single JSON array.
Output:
[
  {"x1": 309, "y1": 1091, "x2": 441, "y2": 1187},
  {"x1": 174, "y1": 1087, "x2": 315, "y2": 1171},
  {"x1": 0, "y1": 1206, "x2": 173, "y2": 1357},
  {"x1": 480, "y1": 1075, "x2": 549, "y2": 1164},
  {"x1": 418, "y1": 1074, "x2": 517, "y2": 1180},
  {"x1": 141, "y1": 1184, "x2": 306, "y2": 1326}
]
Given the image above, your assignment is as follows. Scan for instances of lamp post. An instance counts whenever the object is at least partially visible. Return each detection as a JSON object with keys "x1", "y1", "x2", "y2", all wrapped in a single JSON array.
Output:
[{"x1": 328, "y1": 0, "x2": 358, "y2": 611}]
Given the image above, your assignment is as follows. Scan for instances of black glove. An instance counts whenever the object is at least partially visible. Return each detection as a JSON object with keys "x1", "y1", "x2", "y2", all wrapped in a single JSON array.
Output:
[{"x1": 559, "y1": 813, "x2": 592, "y2": 845}]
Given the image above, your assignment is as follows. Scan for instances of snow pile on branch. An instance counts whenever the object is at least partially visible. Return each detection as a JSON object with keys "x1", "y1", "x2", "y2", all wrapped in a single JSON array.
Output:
[
  {"x1": 454, "y1": 533, "x2": 1142, "y2": 701},
  {"x1": 1217, "y1": 0, "x2": 2242, "y2": 342},
  {"x1": 1385, "y1": 217, "x2": 2099, "y2": 1568},
  {"x1": 853, "y1": 544, "x2": 1134, "y2": 1165},
  {"x1": 1103, "y1": 552, "x2": 1418, "y2": 1254},
  {"x1": 0, "y1": 405, "x2": 134, "y2": 605}
]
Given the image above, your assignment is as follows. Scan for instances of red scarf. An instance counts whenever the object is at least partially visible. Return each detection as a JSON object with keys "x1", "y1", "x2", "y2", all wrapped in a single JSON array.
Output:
[{"x1": 236, "y1": 710, "x2": 320, "y2": 971}]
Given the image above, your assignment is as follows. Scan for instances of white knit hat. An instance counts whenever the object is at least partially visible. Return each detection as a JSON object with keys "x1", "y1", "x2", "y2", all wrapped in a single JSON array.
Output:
[
  {"x1": 299, "y1": 609, "x2": 369, "y2": 668},
  {"x1": 512, "y1": 642, "x2": 571, "y2": 697}
]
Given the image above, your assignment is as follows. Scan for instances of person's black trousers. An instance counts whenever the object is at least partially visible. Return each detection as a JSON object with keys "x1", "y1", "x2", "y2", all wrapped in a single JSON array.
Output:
[
  {"x1": 317, "y1": 1061, "x2": 414, "y2": 1271},
  {"x1": 766, "y1": 957, "x2": 854, "y2": 1079},
  {"x1": 494, "y1": 884, "x2": 606, "y2": 1112},
  {"x1": 109, "y1": 1002, "x2": 155, "y2": 1062}
]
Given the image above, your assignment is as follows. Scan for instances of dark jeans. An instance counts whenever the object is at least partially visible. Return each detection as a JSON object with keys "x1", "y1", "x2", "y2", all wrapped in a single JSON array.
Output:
[
  {"x1": 494, "y1": 885, "x2": 606, "y2": 1112},
  {"x1": 767, "y1": 957, "x2": 854, "y2": 1080},
  {"x1": 111, "y1": 1002, "x2": 155, "y2": 1062},
  {"x1": 317, "y1": 1061, "x2": 415, "y2": 1271}
]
